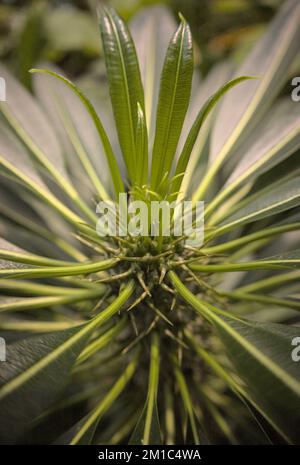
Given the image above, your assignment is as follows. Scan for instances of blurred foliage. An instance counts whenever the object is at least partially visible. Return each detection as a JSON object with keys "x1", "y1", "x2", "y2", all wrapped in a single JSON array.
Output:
[
  {"x1": 0, "y1": 0, "x2": 284, "y2": 87},
  {"x1": 171, "y1": 0, "x2": 283, "y2": 74}
]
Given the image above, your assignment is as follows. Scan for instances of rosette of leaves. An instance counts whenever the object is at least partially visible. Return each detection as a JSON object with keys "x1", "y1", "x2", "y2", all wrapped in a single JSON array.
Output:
[{"x1": 0, "y1": 0, "x2": 300, "y2": 445}]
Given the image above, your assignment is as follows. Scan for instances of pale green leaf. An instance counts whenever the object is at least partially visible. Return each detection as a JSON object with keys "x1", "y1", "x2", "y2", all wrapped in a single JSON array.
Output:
[
  {"x1": 0, "y1": 281, "x2": 134, "y2": 444},
  {"x1": 196, "y1": 0, "x2": 300, "y2": 199},
  {"x1": 170, "y1": 272, "x2": 300, "y2": 443}
]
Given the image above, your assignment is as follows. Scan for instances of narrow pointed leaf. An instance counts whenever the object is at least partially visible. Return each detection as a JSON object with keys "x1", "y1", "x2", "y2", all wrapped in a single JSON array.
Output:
[
  {"x1": 189, "y1": 250, "x2": 300, "y2": 273},
  {"x1": 99, "y1": 6, "x2": 145, "y2": 181},
  {"x1": 130, "y1": 5, "x2": 177, "y2": 141},
  {"x1": 151, "y1": 17, "x2": 193, "y2": 190},
  {"x1": 130, "y1": 333, "x2": 161, "y2": 445},
  {"x1": 55, "y1": 353, "x2": 138, "y2": 445},
  {"x1": 135, "y1": 103, "x2": 148, "y2": 185},
  {"x1": 174, "y1": 76, "x2": 255, "y2": 195},
  {"x1": 30, "y1": 68, "x2": 124, "y2": 197},
  {"x1": 0, "y1": 258, "x2": 117, "y2": 279}
]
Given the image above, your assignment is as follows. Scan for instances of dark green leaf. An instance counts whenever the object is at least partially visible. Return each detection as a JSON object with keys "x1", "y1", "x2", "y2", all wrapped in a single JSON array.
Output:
[
  {"x1": 150, "y1": 16, "x2": 193, "y2": 191},
  {"x1": 99, "y1": 6, "x2": 145, "y2": 182}
]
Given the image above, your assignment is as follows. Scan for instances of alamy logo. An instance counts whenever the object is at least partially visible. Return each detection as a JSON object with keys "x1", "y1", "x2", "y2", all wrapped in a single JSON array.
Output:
[
  {"x1": 96, "y1": 194, "x2": 204, "y2": 247},
  {"x1": 291, "y1": 337, "x2": 300, "y2": 362},
  {"x1": 0, "y1": 337, "x2": 6, "y2": 362},
  {"x1": 291, "y1": 77, "x2": 300, "y2": 102},
  {"x1": 0, "y1": 77, "x2": 6, "y2": 102}
]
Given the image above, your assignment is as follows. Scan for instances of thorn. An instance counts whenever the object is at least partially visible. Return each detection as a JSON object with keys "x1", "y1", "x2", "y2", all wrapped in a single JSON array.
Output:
[
  {"x1": 137, "y1": 272, "x2": 152, "y2": 296},
  {"x1": 90, "y1": 289, "x2": 111, "y2": 315},
  {"x1": 126, "y1": 291, "x2": 148, "y2": 312},
  {"x1": 129, "y1": 313, "x2": 139, "y2": 336},
  {"x1": 148, "y1": 302, "x2": 173, "y2": 326},
  {"x1": 122, "y1": 318, "x2": 157, "y2": 355},
  {"x1": 95, "y1": 268, "x2": 133, "y2": 283},
  {"x1": 159, "y1": 266, "x2": 167, "y2": 284},
  {"x1": 171, "y1": 296, "x2": 177, "y2": 311},
  {"x1": 161, "y1": 283, "x2": 175, "y2": 295},
  {"x1": 164, "y1": 329, "x2": 189, "y2": 349}
]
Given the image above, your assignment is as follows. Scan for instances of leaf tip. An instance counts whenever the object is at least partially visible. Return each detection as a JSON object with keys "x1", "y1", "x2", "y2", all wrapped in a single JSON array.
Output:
[{"x1": 178, "y1": 12, "x2": 186, "y2": 24}]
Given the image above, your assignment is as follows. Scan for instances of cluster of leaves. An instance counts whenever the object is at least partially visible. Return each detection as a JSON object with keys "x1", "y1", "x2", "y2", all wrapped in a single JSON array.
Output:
[{"x1": 0, "y1": 0, "x2": 300, "y2": 445}]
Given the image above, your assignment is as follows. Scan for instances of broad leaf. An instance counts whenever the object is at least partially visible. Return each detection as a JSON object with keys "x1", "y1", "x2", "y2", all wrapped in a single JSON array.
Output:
[
  {"x1": 170, "y1": 272, "x2": 300, "y2": 443},
  {"x1": 0, "y1": 124, "x2": 46, "y2": 189},
  {"x1": 0, "y1": 282, "x2": 134, "y2": 444},
  {"x1": 0, "y1": 325, "x2": 90, "y2": 444},
  {"x1": 0, "y1": 153, "x2": 82, "y2": 227},
  {"x1": 178, "y1": 62, "x2": 232, "y2": 200},
  {"x1": 0, "y1": 65, "x2": 68, "y2": 180},
  {"x1": 196, "y1": 0, "x2": 300, "y2": 198},
  {"x1": 217, "y1": 175, "x2": 300, "y2": 234},
  {"x1": 207, "y1": 99, "x2": 300, "y2": 214}
]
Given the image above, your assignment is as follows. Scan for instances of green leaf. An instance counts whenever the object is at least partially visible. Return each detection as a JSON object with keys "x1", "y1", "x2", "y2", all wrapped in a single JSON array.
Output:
[
  {"x1": 184, "y1": 331, "x2": 272, "y2": 443},
  {"x1": 195, "y1": 0, "x2": 300, "y2": 199},
  {"x1": 173, "y1": 363, "x2": 201, "y2": 444},
  {"x1": 150, "y1": 16, "x2": 193, "y2": 191},
  {"x1": 0, "y1": 288, "x2": 105, "y2": 313},
  {"x1": 177, "y1": 62, "x2": 231, "y2": 201},
  {"x1": 0, "y1": 320, "x2": 82, "y2": 333},
  {"x1": 135, "y1": 103, "x2": 148, "y2": 185},
  {"x1": 169, "y1": 272, "x2": 300, "y2": 443},
  {"x1": 0, "y1": 281, "x2": 134, "y2": 444},
  {"x1": 0, "y1": 65, "x2": 96, "y2": 223},
  {"x1": 0, "y1": 124, "x2": 47, "y2": 189},
  {"x1": 30, "y1": 68, "x2": 124, "y2": 197},
  {"x1": 53, "y1": 100, "x2": 110, "y2": 201},
  {"x1": 235, "y1": 271, "x2": 300, "y2": 294},
  {"x1": 174, "y1": 76, "x2": 255, "y2": 196},
  {"x1": 0, "y1": 191, "x2": 85, "y2": 261},
  {"x1": 0, "y1": 258, "x2": 118, "y2": 279},
  {"x1": 203, "y1": 222, "x2": 300, "y2": 255},
  {"x1": 189, "y1": 250, "x2": 300, "y2": 273},
  {"x1": 33, "y1": 65, "x2": 113, "y2": 201},
  {"x1": 0, "y1": 237, "x2": 74, "y2": 267},
  {"x1": 130, "y1": 333, "x2": 162, "y2": 445},
  {"x1": 130, "y1": 5, "x2": 177, "y2": 142},
  {"x1": 98, "y1": 6, "x2": 145, "y2": 182},
  {"x1": 0, "y1": 154, "x2": 82, "y2": 227},
  {"x1": 216, "y1": 175, "x2": 300, "y2": 235},
  {"x1": 0, "y1": 326, "x2": 90, "y2": 445},
  {"x1": 0, "y1": 64, "x2": 68, "y2": 182},
  {"x1": 206, "y1": 99, "x2": 300, "y2": 215},
  {"x1": 54, "y1": 353, "x2": 139, "y2": 445},
  {"x1": 76, "y1": 318, "x2": 125, "y2": 365}
]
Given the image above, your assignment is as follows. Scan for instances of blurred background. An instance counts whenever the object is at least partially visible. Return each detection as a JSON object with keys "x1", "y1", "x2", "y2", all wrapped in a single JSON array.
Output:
[{"x1": 0, "y1": 0, "x2": 285, "y2": 90}]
